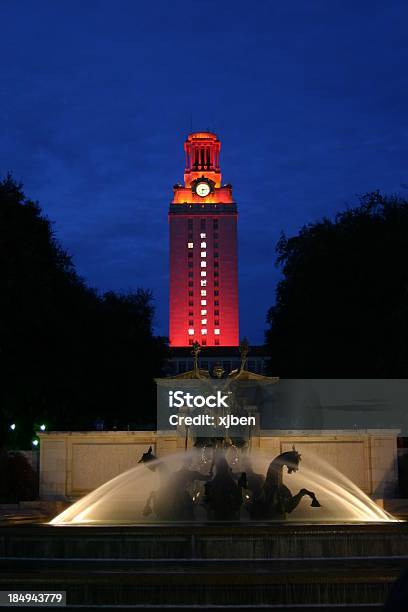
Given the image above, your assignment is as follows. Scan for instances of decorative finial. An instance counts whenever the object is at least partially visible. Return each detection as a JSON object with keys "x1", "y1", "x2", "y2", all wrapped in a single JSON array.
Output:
[
  {"x1": 191, "y1": 341, "x2": 201, "y2": 377},
  {"x1": 239, "y1": 337, "x2": 250, "y2": 371}
]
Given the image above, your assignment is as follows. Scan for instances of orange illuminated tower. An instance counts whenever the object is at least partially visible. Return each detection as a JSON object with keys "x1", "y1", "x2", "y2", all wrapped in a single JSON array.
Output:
[{"x1": 169, "y1": 132, "x2": 239, "y2": 347}]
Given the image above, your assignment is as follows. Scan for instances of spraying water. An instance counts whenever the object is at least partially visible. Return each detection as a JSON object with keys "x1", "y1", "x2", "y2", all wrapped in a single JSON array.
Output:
[{"x1": 50, "y1": 448, "x2": 396, "y2": 525}]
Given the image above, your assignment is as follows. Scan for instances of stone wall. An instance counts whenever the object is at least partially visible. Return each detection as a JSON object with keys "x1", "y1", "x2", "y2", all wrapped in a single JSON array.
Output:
[{"x1": 38, "y1": 429, "x2": 399, "y2": 500}]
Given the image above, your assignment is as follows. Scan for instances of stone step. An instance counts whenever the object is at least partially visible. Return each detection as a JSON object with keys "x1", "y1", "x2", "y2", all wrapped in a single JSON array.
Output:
[
  {"x1": 0, "y1": 555, "x2": 402, "y2": 607},
  {"x1": 1, "y1": 523, "x2": 408, "y2": 559},
  {"x1": 0, "y1": 566, "x2": 395, "y2": 606},
  {"x1": 1, "y1": 554, "x2": 408, "y2": 571}
]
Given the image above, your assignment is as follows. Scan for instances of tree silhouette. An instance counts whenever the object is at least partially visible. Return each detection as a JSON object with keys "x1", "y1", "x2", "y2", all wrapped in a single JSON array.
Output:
[
  {"x1": 266, "y1": 192, "x2": 408, "y2": 377},
  {"x1": 0, "y1": 175, "x2": 166, "y2": 447}
]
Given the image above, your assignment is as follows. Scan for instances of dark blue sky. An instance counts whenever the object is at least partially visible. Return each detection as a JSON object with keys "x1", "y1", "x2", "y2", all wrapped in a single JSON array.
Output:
[{"x1": 1, "y1": 1, "x2": 407, "y2": 343}]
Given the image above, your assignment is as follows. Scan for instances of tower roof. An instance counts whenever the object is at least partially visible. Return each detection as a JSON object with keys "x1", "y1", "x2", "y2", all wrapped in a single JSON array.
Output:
[{"x1": 186, "y1": 131, "x2": 219, "y2": 141}]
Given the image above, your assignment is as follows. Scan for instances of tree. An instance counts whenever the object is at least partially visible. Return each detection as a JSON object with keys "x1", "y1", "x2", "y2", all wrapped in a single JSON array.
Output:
[
  {"x1": 266, "y1": 192, "x2": 408, "y2": 377},
  {"x1": 0, "y1": 176, "x2": 166, "y2": 447}
]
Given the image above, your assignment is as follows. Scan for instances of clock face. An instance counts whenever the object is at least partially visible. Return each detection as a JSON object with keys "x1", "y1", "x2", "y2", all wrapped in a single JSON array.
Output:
[{"x1": 196, "y1": 181, "x2": 211, "y2": 197}]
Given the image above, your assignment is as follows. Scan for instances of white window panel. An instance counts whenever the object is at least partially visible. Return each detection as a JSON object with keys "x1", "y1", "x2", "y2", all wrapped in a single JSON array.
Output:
[
  {"x1": 214, "y1": 329, "x2": 220, "y2": 335},
  {"x1": 201, "y1": 309, "x2": 207, "y2": 315},
  {"x1": 201, "y1": 261, "x2": 206, "y2": 267},
  {"x1": 201, "y1": 300, "x2": 207, "y2": 306},
  {"x1": 201, "y1": 280, "x2": 207, "y2": 287},
  {"x1": 201, "y1": 329, "x2": 207, "y2": 335},
  {"x1": 201, "y1": 319, "x2": 207, "y2": 325},
  {"x1": 201, "y1": 290, "x2": 206, "y2": 296},
  {"x1": 201, "y1": 271, "x2": 206, "y2": 277},
  {"x1": 201, "y1": 252, "x2": 207, "y2": 258},
  {"x1": 188, "y1": 242, "x2": 193, "y2": 248},
  {"x1": 188, "y1": 329, "x2": 195, "y2": 335},
  {"x1": 201, "y1": 242, "x2": 206, "y2": 248},
  {"x1": 200, "y1": 233, "x2": 206, "y2": 239}
]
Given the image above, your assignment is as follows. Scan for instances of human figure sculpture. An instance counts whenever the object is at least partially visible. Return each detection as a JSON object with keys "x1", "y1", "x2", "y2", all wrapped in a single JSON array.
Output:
[
  {"x1": 240, "y1": 455, "x2": 265, "y2": 500},
  {"x1": 203, "y1": 455, "x2": 247, "y2": 520}
]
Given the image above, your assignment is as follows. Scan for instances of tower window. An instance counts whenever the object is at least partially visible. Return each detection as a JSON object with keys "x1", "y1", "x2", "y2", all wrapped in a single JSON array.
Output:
[
  {"x1": 214, "y1": 271, "x2": 219, "y2": 277},
  {"x1": 214, "y1": 310, "x2": 219, "y2": 316},
  {"x1": 188, "y1": 291, "x2": 193, "y2": 296},
  {"x1": 214, "y1": 329, "x2": 220, "y2": 335},
  {"x1": 214, "y1": 252, "x2": 218, "y2": 258},
  {"x1": 214, "y1": 242, "x2": 218, "y2": 249},
  {"x1": 201, "y1": 290, "x2": 207, "y2": 296},
  {"x1": 188, "y1": 281, "x2": 193, "y2": 287},
  {"x1": 189, "y1": 320, "x2": 194, "y2": 326},
  {"x1": 188, "y1": 329, "x2": 194, "y2": 335},
  {"x1": 188, "y1": 251, "x2": 193, "y2": 258},
  {"x1": 201, "y1": 242, "x2": 206, "y2": 248},
  {"x1": 215, "y1": 319, "x2": 219, "y2": 326},
  {"x1": 214, "y1": 261, "x2": 219, "y2": 268},
  {"x1": 200, "y1": 233, "x2": 206, "y2": 239},
  {"x1": 201, "y1": 261, "x2": 206, "y2": 268},
  {"x1": 201, "y1": 319, "x2": 207, "y2": 325},
  {"x1": 189, "y1": 300, "x2": 194, "y2": 307},
  {"x1": 188, "y1": 262, "x2": 193, "y2": 269},
  {"x1": 214, "y1": 290, "x2": 219, "y2": 296},
  {"x1": 201, "y1": 251, "x2": 206, "y2": 258},
  {"x1": 201, "y1": 299, "x2": 207, "y2": 306},
  {"x1": 201, "y1": 271, "x2": 206, "y2": 277},
  {"x1": 201, "y1": 329, "x2": 207, "y2": 335},
  {"x1": 214, "y1": 281, "x2": 219, "y2": 287},
  {"x1": 214, "y1": 301, "x2": 219, "y2": 306},
  {"x1": 188, "y1": 242, "x2": 193, "y2": 249},
  {"x1": 201, "y1": 309, "x2": 207, "y2": 315},
  {"x1": 201, "y1": 280, "x2": 207, "y2": 287}
]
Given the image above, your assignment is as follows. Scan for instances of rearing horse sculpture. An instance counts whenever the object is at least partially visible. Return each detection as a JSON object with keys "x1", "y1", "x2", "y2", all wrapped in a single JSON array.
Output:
[
  {"x1": 249, "y1": 447, "x2": 320, "y2": 519},
  {"x1": 138, "y1": 447, "x2": 208, "y2": 520}
]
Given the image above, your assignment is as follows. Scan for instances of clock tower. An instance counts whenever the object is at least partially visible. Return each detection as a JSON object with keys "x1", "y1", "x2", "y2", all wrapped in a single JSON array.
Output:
[{"x1": 169, "y1": 132, "x2": 239, "y2": 347}]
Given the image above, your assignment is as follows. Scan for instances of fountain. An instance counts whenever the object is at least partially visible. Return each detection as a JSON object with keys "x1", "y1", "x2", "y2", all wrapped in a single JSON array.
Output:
[
  {"x1": 51, "y1": 340, "x2": 395, "y2": 526},
  {"x1": 50, "y1": 444, "x2": 393, "y2": 525},
  {"x1": 2, "y1": 341, "x2": 405, "y2": 609}
]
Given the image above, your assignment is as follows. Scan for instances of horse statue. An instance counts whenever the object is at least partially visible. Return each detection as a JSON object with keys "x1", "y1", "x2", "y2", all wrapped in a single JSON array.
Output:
[
  {"x1": 138, "y1": 447, "x2": 208, "y2": 521},
  {"x1": 203, "y1": 455, "x2": 247, "y2": 520},
  {"x1": 248, "y1": 447, "x2": 320, "y2": 519}
]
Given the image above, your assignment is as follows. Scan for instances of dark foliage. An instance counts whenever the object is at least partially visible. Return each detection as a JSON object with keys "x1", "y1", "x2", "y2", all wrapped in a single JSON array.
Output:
[
  {"x1": 0, "y1": 176, "x2": 167, "y2": 446},
  {"x1": 266, "y1": 192, "x2": 408, "y2": 377},
  {"x1": 0, "y1": 450, "x2": 38, "y2": 502}
]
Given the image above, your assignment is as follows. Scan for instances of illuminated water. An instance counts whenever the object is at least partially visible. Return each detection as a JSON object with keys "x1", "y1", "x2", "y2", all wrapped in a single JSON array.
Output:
[{"x1": 50, "y1": 450, "x2": 396, "y2": 525}]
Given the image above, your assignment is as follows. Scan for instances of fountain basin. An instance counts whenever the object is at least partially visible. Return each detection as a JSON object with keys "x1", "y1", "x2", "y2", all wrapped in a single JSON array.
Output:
[{"x1": 0, "y1": 523, "x2": 407, "y2": 608}]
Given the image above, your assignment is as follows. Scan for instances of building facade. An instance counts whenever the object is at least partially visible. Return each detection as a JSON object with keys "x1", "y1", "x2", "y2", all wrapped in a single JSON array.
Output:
[{"x1": 169, "y1": 132, "x2": 239, "y2": 347}]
